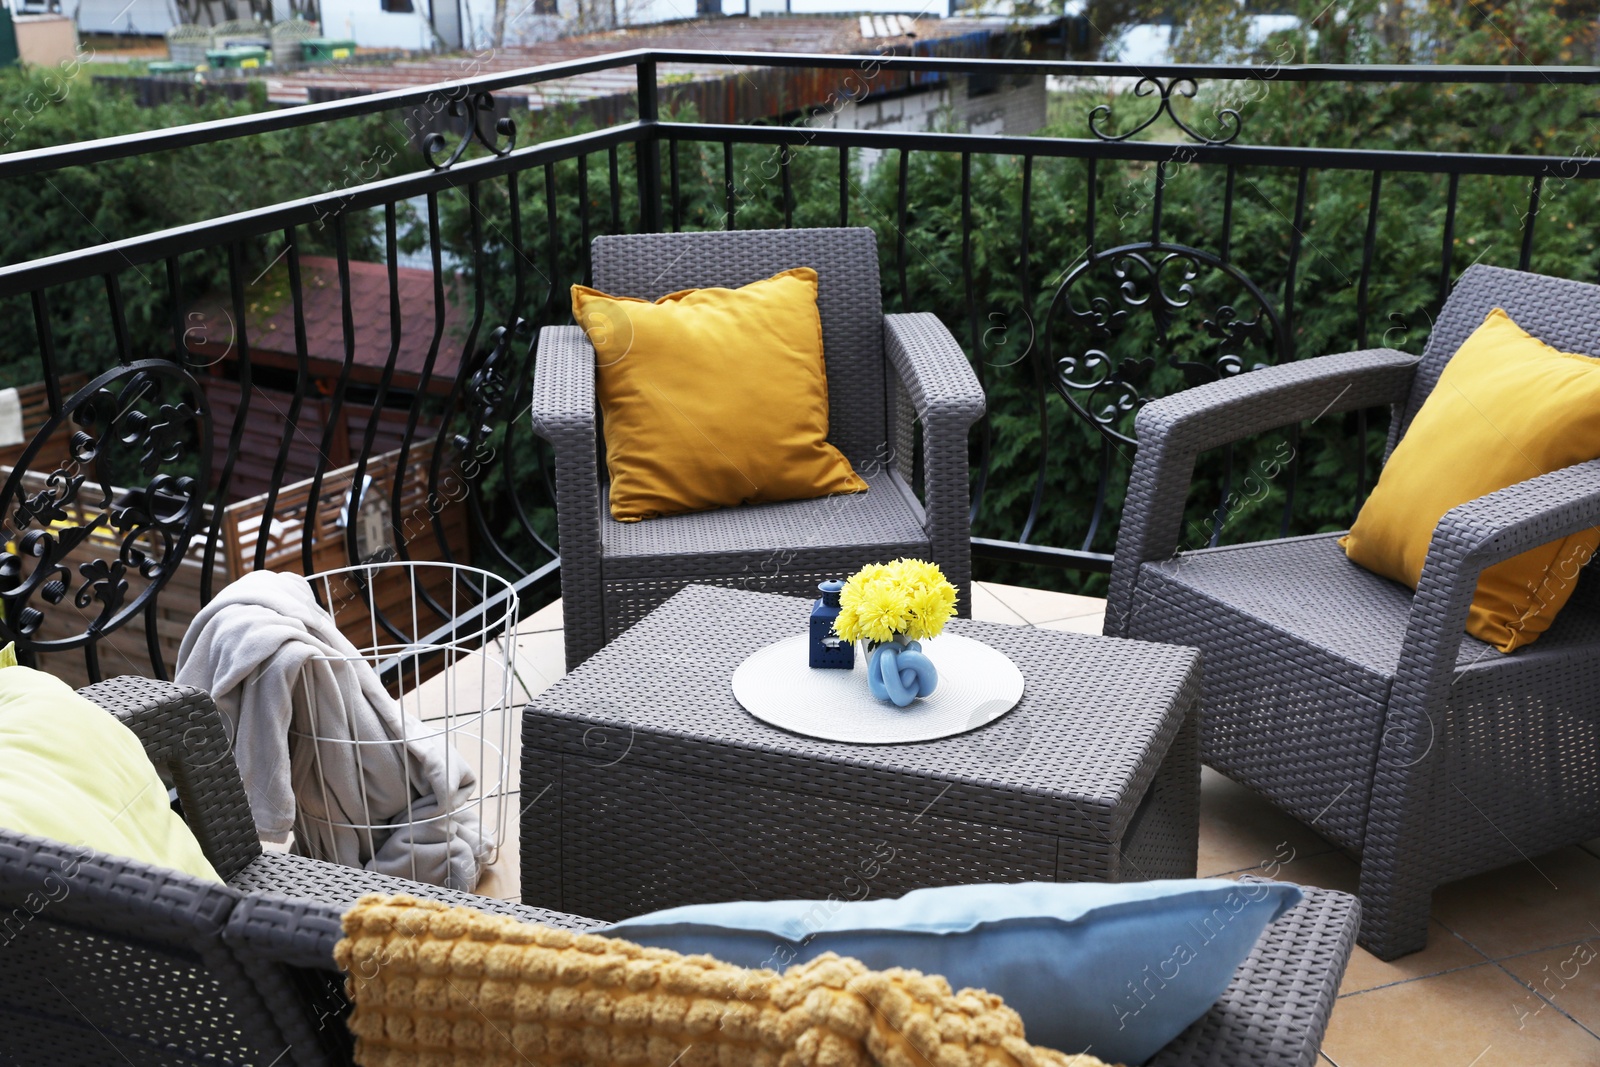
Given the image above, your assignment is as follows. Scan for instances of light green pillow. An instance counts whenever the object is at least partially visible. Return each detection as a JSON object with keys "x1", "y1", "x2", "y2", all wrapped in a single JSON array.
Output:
[{"x1": 0, "y1": 663, "x2": 222, "y2": 883}]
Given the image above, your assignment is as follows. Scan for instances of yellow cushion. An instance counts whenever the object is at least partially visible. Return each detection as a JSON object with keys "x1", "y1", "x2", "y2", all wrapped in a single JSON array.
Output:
[
  {"x1": 1341, "y1": 308, "x2": 1600, "y2": 652},
  {"x1": 572, "y1": 268, "x2": 867, "y2": 522},
  {"x1": 334, "y1": 893, "x2": 1106, "y2": 1067},
  {"x1": 0, "y1": 666, "x2": 222, "y2": 883}
]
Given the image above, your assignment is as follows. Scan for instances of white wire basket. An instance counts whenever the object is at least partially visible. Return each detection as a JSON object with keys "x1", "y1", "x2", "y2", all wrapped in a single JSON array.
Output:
[{"x1": 292, "y1": 561, "x2": 519, "y2": 889}]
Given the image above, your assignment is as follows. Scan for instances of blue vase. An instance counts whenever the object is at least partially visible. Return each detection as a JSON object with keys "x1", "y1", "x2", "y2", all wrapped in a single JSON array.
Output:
[
  {"x1": 863, "y1": 635, "x2": 938, "y2": 707},
  {"x1": 808, "y1": 580, "x2": 855, "y2": 669}
]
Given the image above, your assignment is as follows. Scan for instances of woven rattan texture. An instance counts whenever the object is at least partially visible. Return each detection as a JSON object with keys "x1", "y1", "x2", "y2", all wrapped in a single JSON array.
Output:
[
  {"x1": 1148, "y1": 877, "x2": 1358, "y2": 1067},
  {"x1": 80, "y1": 675, "x2": 263, "y2": 881},
  {"x1": 228, "y1": 851, "x2": 595, "y2": 928},
  {"x1": 532, "y1": 323, "x2": 607, "y2": 671},
  {"x1": 0, "y1": 830, "x2": 289, "y2": 1066},
  {"x1": 1103, "y1": 345, "x2": 1419, "y2": 638},
  {"x1": 521, "y1": 585, "x2": 1199, "y2": 918},
  {"x1": 1108, "y1": 266, "x2": 1600, "y2": 959},
  {"x1": 883, "y1": 311, "x2": 986, "y2": 609},
  {"x1": 600, "y1": 467, "x2": 926, "y2": 563},
  {"x1": 535, "y1": 228, "x2": 984, "y2": 670},
  {"x1": 598, "y1": 465, "x2": 930, "y2": 640}
]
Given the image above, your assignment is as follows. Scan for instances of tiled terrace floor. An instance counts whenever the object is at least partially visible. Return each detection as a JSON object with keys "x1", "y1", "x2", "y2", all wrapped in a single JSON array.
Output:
[{"x1": 453, "y1": 582, "x2": 1600, "y2": 1066}]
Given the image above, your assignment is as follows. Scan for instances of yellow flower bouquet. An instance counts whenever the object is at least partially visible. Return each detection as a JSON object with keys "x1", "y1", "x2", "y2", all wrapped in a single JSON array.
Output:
[{"x1": 832, "y1": 559, "x2": 957, "y2": 706}]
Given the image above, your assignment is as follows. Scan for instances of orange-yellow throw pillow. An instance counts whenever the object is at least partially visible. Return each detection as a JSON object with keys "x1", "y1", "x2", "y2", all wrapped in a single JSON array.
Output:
[
  {"x1": 571, "y1": 268, "x2": 866, "y2": 522},
  {"x1": 1341, "y1": 308, "x2": 1600, "y2": 652}
]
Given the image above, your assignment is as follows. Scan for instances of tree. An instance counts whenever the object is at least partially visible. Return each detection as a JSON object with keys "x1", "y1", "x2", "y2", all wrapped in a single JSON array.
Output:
[{"x1": 0, "y1": 68, "x2": 410, "y2": 391}]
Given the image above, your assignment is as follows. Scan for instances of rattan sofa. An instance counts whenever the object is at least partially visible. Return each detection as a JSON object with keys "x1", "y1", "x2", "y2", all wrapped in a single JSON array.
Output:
[
  {"x1": 532, "y1": 226, "x2": 986, "y2": 669},
  {"x1": 1105, "y1": 264, "x2": 1600, "y2": 960},
  {"x1": 0, "y1": 677, "x2": 599, "y2": 1067},
  {"x1": 1, "y1": 678, "x2": 1359, "y2": 1066}
]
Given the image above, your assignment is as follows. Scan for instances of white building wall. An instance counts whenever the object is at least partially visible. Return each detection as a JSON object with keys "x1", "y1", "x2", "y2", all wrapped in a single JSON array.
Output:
[
  {"x1": 808, "y1": 73, "x2": 1045, "y2": 170},
  {"x1": 319, "y1": 0, "x2": 437, "y2": 49},
  {"x1": 60, "y1": 0, "x2": 171, "y2": 35},
  {"x1": 59, "y1": 0, "x2": 302, "y2": 37}
]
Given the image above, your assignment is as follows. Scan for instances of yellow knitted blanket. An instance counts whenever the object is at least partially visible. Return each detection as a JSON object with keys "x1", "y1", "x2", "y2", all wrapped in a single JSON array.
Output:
[{"x1": 334, "y1": 894, "x2": 1116, "y2": 1067}]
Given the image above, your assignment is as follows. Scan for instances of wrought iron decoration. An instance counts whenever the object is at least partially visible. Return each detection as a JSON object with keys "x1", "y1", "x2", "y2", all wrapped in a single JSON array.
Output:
[
  {"x1": 1045, "y1": 243, "x2": 1285, "y2": 446},
  {"x1": 1089, "y1": 77, "x2": 1244, "y2": 147},
  {"x1": 0, "y1": 360, "x2": 211, "y2": 653},
  {"x1": 423, "y1": 89, "x2": 518, "y2": 171}
]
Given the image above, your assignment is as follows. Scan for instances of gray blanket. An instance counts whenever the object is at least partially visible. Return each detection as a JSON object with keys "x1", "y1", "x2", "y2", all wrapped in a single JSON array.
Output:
[{"x1": 176, "y1": 570, "x2": 490, "y2": 890}]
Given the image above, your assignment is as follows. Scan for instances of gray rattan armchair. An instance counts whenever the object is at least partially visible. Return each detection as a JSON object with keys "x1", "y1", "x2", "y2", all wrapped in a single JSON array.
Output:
[
  {"x1": 2, "y1": 677, "x2": 1359, "y2": 1066},
  {"x1": 1106, "y1": 264, "x2": 1600, "y2": 960},
  {"x1": 533, "y1": 227, "x2": 986, "y2": 669}
]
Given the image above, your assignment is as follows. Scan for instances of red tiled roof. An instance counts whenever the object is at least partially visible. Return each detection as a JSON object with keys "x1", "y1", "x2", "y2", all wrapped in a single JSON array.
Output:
[{"x1": 190, "y1": 256, "x2": 473, "y2": 387}]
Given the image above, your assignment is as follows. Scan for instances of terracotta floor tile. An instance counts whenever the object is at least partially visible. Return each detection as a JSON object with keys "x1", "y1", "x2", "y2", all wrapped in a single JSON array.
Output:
[
  {"x1": 1433, "y1": 847, "x2": 1600, "y2": 960},
  {"x1": 1321, "y1": 963, "x2": 1600, "y2": 1066},
  {"x1": 475, "y1": 791, "x2": 521, "y2": 900},
  {"x1": 1499, "y1": 939, "x2": 1600, "y2": 1038},
  {"x1": 437, "y1": 703, "x2": 520, "y2": 800},
  {"x1": 970, "y1": 582, "x2": 1028, "y2": 625},
  {"x1": 410, "y1": 639, "x2": 532, "y2": 720},
  {"x1": 1197, "y1": 767, "x2": 1340, "y2": 877},
  {"x1": 978, "y1": 582, "x2": 1105, "y2": 624},
  {"x1": 519, "y1": 598, "x2": 564, "y2": 634},
  {"x1": 1229, "y1": 848, "x2": 1360, "y2": 896},
  {"x1": 507, "y1": 627, "x2": 568, "y2": 700},
  {"x1": 1337, "y1": 921, "x2": 1489, "y2": 996}
]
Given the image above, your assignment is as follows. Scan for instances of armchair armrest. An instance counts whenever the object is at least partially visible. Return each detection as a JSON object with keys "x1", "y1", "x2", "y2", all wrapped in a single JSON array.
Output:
[
  {"x1": 532, "y1": 325, "x2": 606, "y2": 668},
  {"x1": 1392, "y1": 458, "x2": 1600, "y2": 714},
  {"x1": 883, "y1": 313, "x2": 986, "y2": 612},
  {"x1": 1106, "y1": 348, "x2": 1419, "y2": 635},
  {"x1": 80, "y1": 676, "x2": 261, "y2": 881},
  {"x1": 1358, "y1": 460, "x2": 1600, "y2": 948},
  {"x1": 1149, "y1": 876, "x2": 1358, "y2": 1067}
]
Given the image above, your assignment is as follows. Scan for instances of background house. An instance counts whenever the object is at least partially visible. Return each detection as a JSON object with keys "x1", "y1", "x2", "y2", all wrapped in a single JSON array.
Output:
[{"x1": 185, "y1": 254, "x2": 468, "y2": 502}]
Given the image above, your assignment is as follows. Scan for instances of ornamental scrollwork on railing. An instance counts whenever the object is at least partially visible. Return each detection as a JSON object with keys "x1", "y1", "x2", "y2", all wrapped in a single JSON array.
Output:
[
  {"x1": 1043, "y1": 243, "x2": 1285, "y2": 447},
  {"x1": 1088, "y1": 77, "x2": 1243, "y2": 146},
  {"x1": 457, "y1": 319, "x2": 524, "y2": 459},
  {"x1": 450, "y1": 317, "x2": 559, "y2": 565},
  {"x1": 0, "y1": 360, "x2": 210, "y2": 653},
  {"x1": 423, "y1": 89, "x2": 517, "y2": 171}
]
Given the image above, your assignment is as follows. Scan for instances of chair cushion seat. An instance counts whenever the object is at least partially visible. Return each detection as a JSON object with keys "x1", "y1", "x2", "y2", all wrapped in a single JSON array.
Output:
[
  {"x1": 1131, "y1": 532, "x2": 1600, "y2": 852},
  {"x1": 1140, "y1": 533, "x2": 1600, "y2": 682},
  {"x1": 601, "y1": 467, "x2": 928, "y2": 566}
]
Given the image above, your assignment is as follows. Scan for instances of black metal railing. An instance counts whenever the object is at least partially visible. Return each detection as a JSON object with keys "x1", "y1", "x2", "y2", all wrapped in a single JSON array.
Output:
[{"x1": 0, "y1": 48, "x2": 1596, "y2": 684}]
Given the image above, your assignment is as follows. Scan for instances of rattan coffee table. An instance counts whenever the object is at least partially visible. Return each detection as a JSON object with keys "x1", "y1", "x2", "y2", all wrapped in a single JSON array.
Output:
[{"x1": 520, "y1": 585, "x2": 1200, "y2": 920}]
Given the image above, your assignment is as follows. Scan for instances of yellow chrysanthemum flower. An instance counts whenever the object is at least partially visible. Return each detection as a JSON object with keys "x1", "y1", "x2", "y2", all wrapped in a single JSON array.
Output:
[
  {"x1": 832, "y1": 559, "x2": 957, "y2": 645},
  {"x1": 833, "y1": 603, "x2": 863, "y2": 643},
  {"x1": 892, "y1": 558, "x2": 945, "y2": 592},
  {"x1": 905, "y1": 581, "x2": 957, "y2": 641},
  {"x1": 851, "y1": 580, "x2": 908, "y2": 644}
]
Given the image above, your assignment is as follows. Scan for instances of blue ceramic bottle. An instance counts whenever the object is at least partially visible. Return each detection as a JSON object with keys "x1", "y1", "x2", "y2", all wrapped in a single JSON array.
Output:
[{"x1": 809, "y1": 579, "x2": 855, "y2": 669}]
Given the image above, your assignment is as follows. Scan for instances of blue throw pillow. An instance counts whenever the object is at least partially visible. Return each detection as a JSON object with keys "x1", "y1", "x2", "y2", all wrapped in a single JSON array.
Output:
[{"x1": 606, "y1": 879, "x2": 1301, "y2": 1064}]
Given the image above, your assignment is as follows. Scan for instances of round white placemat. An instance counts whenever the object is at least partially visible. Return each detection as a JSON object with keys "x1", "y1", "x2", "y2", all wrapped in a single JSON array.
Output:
[{"x1": 731, "y1": 633, "x2": 1025, "y2": 744}]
